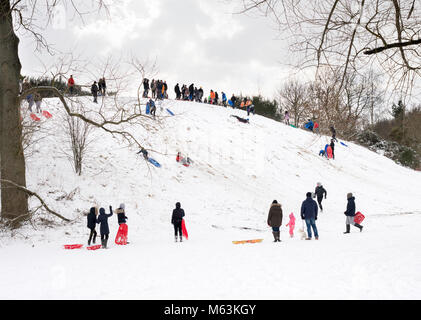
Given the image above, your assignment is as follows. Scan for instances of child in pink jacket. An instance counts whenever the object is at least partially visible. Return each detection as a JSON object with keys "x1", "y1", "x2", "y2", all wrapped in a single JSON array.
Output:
[{"x1": 286, "y1": 213, "x2": 296, "y2": 238}]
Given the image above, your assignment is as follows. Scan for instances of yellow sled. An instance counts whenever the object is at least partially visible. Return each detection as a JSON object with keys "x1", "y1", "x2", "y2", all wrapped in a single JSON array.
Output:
[{"x1": 232, "y1": 239, "x2": 264, "y2": 245}]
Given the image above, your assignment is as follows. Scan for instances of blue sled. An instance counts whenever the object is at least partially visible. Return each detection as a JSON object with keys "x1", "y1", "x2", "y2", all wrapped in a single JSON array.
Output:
[
  {"x1": 166, "y1": 108, "x2": 174, "y2": 116},
  {"x1": 148, "y1": 158, "x2": 161, "y2": 168}
]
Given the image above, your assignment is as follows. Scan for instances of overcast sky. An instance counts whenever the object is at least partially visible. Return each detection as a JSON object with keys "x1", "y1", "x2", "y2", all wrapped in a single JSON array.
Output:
[{"x1": 18, "y1": 0, "x2": 302, "y2": 100}]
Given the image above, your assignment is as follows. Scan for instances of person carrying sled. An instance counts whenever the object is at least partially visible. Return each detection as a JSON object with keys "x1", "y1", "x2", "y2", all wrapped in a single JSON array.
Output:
[
  {"x1": 96, "y1": 206, "x2": 113, "y2": 248},
  {"x1": 301, "y1": 192, "x2": 319, "y2": 240},
  {"x1": 343, "y1": 193, "x2": 363, "y2": 233},
  {"x1": 147, "y1": 98, "x2": 156, "y2": 117},
  {"x1": 267, "y1": 200, "x2": 283, "y2": 242},
  {"x1": 87, "y1": 206, "x2": 98, "y2": 246},
  {"x1": 315, "y1": 182, "x2": 327, "y2": 211},
  {"x1": 171, "y1": 202, "x2": 185, "y2": 242},
  {"x1": 91, "y1": 81, "x2": 99, "y2": 103}
]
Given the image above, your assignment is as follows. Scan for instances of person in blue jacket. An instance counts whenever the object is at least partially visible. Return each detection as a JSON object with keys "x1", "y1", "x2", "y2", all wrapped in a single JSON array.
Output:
[
  {"x1": 96, "y1": 206, "x2": 113, "y2": 248},
  {"x1": 301, "y1": 192, "x2": 319, "y2": 240},
  {"x1": 344, "y1": 193, "x2": 363, "y2": 233},
  {"x1": 304, "y1": 119, "x2": 314, "y2": 132},
  {"x1": 87, "y1": 207, "x2": 98, "y2": 246},
  {"x1": 222, "y1": 92, "x2": 227, "y2": 107}
]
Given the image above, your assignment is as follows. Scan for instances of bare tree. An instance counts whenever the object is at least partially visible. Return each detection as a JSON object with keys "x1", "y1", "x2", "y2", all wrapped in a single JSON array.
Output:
[
  {"x1": 0, "y1": 1, "x2": 158, "y2": 228},
  {"x1": 237, "y1": 0, "x2": 421, "y2": 99},
  {"x1": 62, "y1": 101, "x2": 94, "y2": 176},
  {"x1": 277, "y1": 79, "x2": 309, "y2": 127}
]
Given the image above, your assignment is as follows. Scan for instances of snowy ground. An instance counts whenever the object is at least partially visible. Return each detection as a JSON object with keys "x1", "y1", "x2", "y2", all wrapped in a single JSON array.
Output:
[{"x1": 1, "y1": 96, "x2": 421, "y2": 299}]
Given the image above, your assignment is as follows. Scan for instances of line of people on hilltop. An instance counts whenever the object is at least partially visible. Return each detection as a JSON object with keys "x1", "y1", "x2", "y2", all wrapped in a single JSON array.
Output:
[
  {"x1": 174, "y1": 83, "x2": 205, "y2": 102},
  {"x1": 267, "y1": 185, "x2": 363, "y2": 242},
  {"x1": 150, "y1": 79, "x2": 169, "y2": 100}
]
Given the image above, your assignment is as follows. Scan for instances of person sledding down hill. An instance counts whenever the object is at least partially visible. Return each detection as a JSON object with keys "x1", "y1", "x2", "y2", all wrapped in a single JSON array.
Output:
[
  {"x1": 137, "y1": 147, "x2": 148, "y2": 160},
  {"x1": 230, "y1": 115, "x2": 249, "y2": 123},
  {"x1": 176, "y1": 152, "x2": 192, "y2": 167},
  {"x1": 304, "y1": 119, "x2": 314, "y2": 132}
]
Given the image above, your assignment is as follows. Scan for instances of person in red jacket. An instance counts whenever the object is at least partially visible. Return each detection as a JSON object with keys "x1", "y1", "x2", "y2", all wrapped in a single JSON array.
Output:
[
  {"x1": 314, "y1": 121, "x2": 320, "y2": 134},
  {"x1": 68, "y1": 75, "x2": 75, "y2": 95}
]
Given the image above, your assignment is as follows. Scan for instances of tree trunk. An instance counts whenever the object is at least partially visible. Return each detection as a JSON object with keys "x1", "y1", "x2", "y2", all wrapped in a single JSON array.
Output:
[{"x1": 0, "y1": 0, "x2": 29, "y2": 227}]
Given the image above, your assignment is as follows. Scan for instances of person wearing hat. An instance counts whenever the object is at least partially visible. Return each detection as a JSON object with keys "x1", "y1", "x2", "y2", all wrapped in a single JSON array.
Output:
[
  {"x1": 96, "y1": 206, "x2": 113, "y2": 248},
  {"x1": 314, "y1": 182, "x2": 327, "y2": 211},
  {"x1": 171, "y1": 202, "x2": 185, "y2": 242},
  {"x1": 116, "y1": 203, "x2": 128, "y2": 225},
  {"x1": 267, "y1": 200, "x2": 283, "y2": 242},
  {"x1": 300, "y1": 192, "x2": 319, "y2": 240},
  {"x1": 344, "y1": 193, "x2": 363, "y2": 233}
]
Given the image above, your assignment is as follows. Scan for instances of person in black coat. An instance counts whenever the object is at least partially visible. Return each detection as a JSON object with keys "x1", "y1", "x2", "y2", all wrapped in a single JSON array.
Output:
[
  {"x1": 344, "y1": 193, "x2": 363, "y2": 233},
  {"x1": 143, "y1": 78, "x2": 150, "y2": 98},
  {"x1": 314, "y1": 182, "x2": 327, "y2": 211},
  {"x1": 171, "y1": 202, "x2": 185, "y2": 242},
  {"x1": 300, "y1": 192, "x2": 319, "y2": 240},
  {"x1": 175, "y1": 83, "x2": 181, "y2": 100},
  {"x1": 116, "y1": 203, "x2": 128, "y2": 225},
  {"x1": 91, "y1": 81, "x2": 99, "y2": 103},
  {"x1": 330, "y1": 125, "x2": 338, "y2": 142},
  {"x1": 231, "y1": 94, "x2": 237, "y2": 109},
  {"x1": 188, "y1": 84, "x2": 194, "y2": 101},
  {"x1": 87, "y1": 207, "x2": 98, "y2": 245},
  {"x1": 96, "y1": 206, "x2": 113, "y2": 248}
]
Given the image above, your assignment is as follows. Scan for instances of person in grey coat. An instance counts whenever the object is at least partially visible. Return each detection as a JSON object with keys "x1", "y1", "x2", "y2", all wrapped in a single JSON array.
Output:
[
  {"x1": 344, "y1": 193, "x2": 363, "y2": 233},
  {"x1": 96, "y1": 206, "x2": 113, "y2": 248}
]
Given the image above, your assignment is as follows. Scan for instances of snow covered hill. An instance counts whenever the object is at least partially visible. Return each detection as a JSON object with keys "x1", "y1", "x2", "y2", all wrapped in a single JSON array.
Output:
[{"x1": 1, "y1": 96, "x2": 421, "y2": 299}]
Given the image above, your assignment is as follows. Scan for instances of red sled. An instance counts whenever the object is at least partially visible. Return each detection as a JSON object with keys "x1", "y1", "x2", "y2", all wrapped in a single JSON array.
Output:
[
  {"x1": 115, "y1": 223, "x2": 128, "y2": 245},
  {"x1": 354, "y1": 212, "x2": 365, "y2": 224},
  {"x1": 182, "y1": 219, "x2": 189, "y2": 240},
  {"x1": 63, "y1": 244, "x2": 83, "y2": 250},
  {"x1": 86, "y1": 245, "x2": 102, "y2": 250},
  {"x1": 30, "y1": 113, "x2": 41, "y2": 121},
  {"x1": 326, "y1": 146, "x2": 333, "y2": 159},
  {"x1": 42, "y1": 110, "x2": 53, "y2": 118}
]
